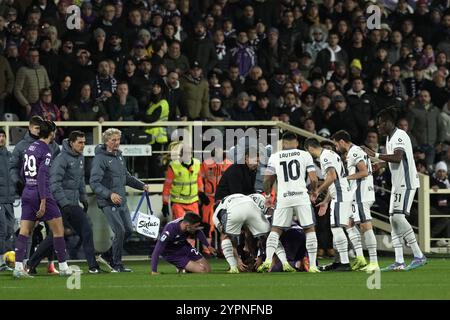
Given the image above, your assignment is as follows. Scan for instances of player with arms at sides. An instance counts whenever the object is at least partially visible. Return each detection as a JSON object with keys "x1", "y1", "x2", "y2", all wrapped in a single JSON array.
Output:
[
  {"x1": 13, "y1": 121, "x2": 74, "y2": 278},
  {"x1": 151, "y1": 212, "x2": 216, "y2": 274},
  {"x1": 213, "y1": 193, "x2": 271, "y2": 273},
  {"x1": 362, "y1": 109, "x2": 427, "y2": 271},
  {"x1": 332, "y1": 130, "x2": 379, "y2": 272},
  {"x1": 258, "y1": 132, "x2": 320, "y2": 273},
  {"x1": 305, "y1": 137, "x2": 353, "y2": 271}
]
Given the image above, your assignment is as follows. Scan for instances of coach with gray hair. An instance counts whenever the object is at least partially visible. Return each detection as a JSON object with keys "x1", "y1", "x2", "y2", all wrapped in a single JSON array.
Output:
[{"x1": 90, "y1": 128, "x2": 149, "y2": 272}]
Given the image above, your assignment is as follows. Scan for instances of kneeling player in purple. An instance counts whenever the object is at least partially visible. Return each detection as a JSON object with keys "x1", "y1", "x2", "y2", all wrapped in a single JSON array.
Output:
[
  {"x1": 13, "y1": 121, "x2": 73, "y2": 278},
  {"x1": 151, "y1": 212, "x2": 215, "y2": 274}
]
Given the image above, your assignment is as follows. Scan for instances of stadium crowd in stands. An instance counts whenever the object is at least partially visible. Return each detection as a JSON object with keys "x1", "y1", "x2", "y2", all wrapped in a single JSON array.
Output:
[{"x1": 1, "y1": 0, "x2": 450, "y2": 177}]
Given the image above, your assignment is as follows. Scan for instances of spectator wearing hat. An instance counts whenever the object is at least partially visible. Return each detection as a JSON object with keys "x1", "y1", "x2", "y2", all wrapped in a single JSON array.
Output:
[
  {"x1": 39, "y1": 36, "x2": 59, "y2": 84},
  {"x1": 429, "y1": 160, "x2": 450, "y2": 246},
  {"x1": 163, "y1": 40, "x2": 190, "y2": 75},
  {"x1": 5, "y1": 41, "x2": 23, "y2": 76},
  {"x1": 328, "y1": 95, "x2": 360, "y2": 142},
  {"x1": 90, "y1": 27, "x2": 108, "y2": 64},
  {"x1": 375, "y1": 79, "x2": 405, "y2": 112},
  {"x1": 163, "y1": 70, "x2": 187, "y2": 121},
  {"x1": 0, "y1": 53, "x2": 14, "y2": 118},
  {"x1": 149, "y1": 11, "x2": 164, "y2": 40},
  {"x1": 209, "y1": 94, "x2": 231, "y2": 122},
  {"x1": 305, "y1": 25, "x2": 328, "y2": 63},
  {"x1": 315, "y1": 31, "x2": 348, "y2": 79},
  {"x1": 207, "y1": 70, "x2": 221, "y2": 98},
  {"x1": 404, "y1": 64, "x2": 434, "y2": 98},
  {"x1": 25, "y1": 5, "x2": 42, "y2": 27},
  {"x1": 133, "y1": 57, "x2": 155, "y2": 110},
  {"x1": 269, "y1": 68, "x2": 287, "y2": 98},
  {"x1": 258, "y1": 27, "x2": 288, "y2": 77},
  {"x1": 401, "y1": 51, "x2": 417, "y2": 78},
  {"x1": 182, "y1": 21, "x2": 218, "y2": 74},
  {"x1": 180, "y1": 61, "x2": 210, "y2": 120},
  {"x1": 229, "y1": 91, "x2": 255, "y2": 121},
  {"x1": 81, "y1": 1, "x2": 97, "y2": 30},
  {"x1": 14, "y1": 47, "x2": 51, "y2": 118},
  {"x1": 349, "y1": 58, "x2": 363, "y2": 79}
]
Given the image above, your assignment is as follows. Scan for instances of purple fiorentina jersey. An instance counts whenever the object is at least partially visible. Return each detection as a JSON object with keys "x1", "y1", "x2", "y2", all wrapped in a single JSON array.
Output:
[
  {"x1": 20, "y1": 140, "x2": 61, "y2": 221},
  {"x1": 151, "y1": 218, "x2": 208, "y2": 272},
  {"x1": 22, "y1": 140, "x2": 53, "y2": 199}
]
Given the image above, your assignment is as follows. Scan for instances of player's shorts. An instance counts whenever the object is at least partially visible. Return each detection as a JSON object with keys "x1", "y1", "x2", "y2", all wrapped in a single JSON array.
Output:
[
  {"x1": 389, "y1": 188, "x2": 416, "y2": 216},
  {"x1": 219, "y1": 200, "x2": 270, "y2": 237},
  {"x1": 162, "y1": 244, "x2": 203, "y2": 269},
  {"x1": 350, "y1": 201, "x2": 374, "y2": 224},
  {"x1": 21, "y1": 195, "x2": 61, "y2": 222},
  {"x1": 272, "y1": 204, "x2": 315, "y2": 229},
  {"x1": 330, "y1": 201, "x2": 352, "y2": 227}
]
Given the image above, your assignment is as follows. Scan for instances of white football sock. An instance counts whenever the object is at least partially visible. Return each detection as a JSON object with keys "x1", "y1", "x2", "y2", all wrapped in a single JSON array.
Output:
[
  {"x1": 347, "y1": 226, "x2": 364, "y2": 258},
  {"x1": 59, "y1": 262, "x2": 69, "y2": 271},
  {"x1": 265, "y1": 231, "x2": 280, "y2": 263},
  {"x1": 363, "y1": 229, "x2": 378, "y2": 263},
  {"x1": 331, "y1": 228, "x2": 349, "y2": 264},
  {"x1": 15, "y1": 261, "x2": 23, "y2": 271},
  {"x1": 305, "y1": 231, "x2": 318, "y2": 267},
  {"x1": 275, "y1": 243, "x2": 288, "y2": 265},
  {"x1": 221, "y1": 239, "x2": 237, "y2": 268},
  {"x1": 402, "y1": 225, "x2": 423, "y2": 258}
]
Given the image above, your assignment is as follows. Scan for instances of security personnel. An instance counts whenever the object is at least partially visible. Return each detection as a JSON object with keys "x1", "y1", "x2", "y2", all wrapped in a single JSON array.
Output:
[
  {"x1": 162, "y1": 144, "x2": 208, "y2": 219},
  {"x1": 143, "y1": 80, "x2": 169, "y2": 145},
  {"x1": 201, "y1": 149, "x2": 232, "y2": 245}
]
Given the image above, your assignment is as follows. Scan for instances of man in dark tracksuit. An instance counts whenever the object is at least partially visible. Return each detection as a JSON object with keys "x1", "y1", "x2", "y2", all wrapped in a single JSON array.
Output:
[
  {"x1": 90, "y1": 128, "x2": 149, "y2": 272},
  {"x1": 0, "y1": 129, "x2": 15, "y2": 271},
  {"x1": 26, "y1": 131, "x2": 102, "y2": 274}
]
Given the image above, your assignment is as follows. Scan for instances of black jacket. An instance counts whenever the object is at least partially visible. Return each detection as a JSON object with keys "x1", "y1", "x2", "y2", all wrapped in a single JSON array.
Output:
[
  {"x1": 329, "y1": 108, "x2": 361, "y2": 144},
  {"x1": 215, "y1": 164, "x2": 256, "y2": 202}
]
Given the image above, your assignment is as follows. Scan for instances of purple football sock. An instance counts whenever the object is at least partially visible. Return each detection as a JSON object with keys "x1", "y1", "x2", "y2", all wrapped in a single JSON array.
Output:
[
  {"x1": 53, "y1": 237, "x2": 67, "y2": 263},
  {"x1": 14, "y1": 234, "x2": 29, "y2": 263}
]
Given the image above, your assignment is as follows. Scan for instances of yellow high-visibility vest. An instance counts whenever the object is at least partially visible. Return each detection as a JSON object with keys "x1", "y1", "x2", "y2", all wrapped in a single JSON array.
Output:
[
  {"x1": 145, "y1": 99, "x2": 169, "y2": 144},
  {"x1": 169, "y1": 159, "x2": 201, "y2": 204}
]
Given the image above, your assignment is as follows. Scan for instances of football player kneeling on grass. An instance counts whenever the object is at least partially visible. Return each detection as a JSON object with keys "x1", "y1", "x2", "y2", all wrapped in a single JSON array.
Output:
[{"x1": 151, "y1": 212, "x2": 216, "y2": 274}]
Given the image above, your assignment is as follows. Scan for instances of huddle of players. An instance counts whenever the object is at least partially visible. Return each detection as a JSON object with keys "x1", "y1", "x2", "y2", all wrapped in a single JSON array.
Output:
[{"x1": 204, "y1": 108, "x2": 427, "y2": 274}]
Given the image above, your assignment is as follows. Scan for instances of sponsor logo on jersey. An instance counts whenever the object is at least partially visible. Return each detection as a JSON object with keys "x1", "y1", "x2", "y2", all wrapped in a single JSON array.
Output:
[{"x1": 283, "y1": 191, "x2": 303, "y2": 197}]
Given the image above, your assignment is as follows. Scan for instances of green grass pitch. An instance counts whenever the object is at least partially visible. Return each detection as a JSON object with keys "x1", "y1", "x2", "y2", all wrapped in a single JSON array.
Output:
[{"x1": 1, "y1": 257, "x2": 450, "y2": 300}]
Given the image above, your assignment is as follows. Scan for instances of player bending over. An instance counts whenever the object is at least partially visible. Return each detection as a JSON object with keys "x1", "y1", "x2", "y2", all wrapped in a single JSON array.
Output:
[
  {"x1": 14, "y1": 121, "x2": 73, "y2": 278},
  {"x1": 305, "y1": 137, "x2": 353, "y2": 272},
  {"x1": 213, "y1": 193, "x2": 271, "y2": 273},
  {"x1": 151, "y1": 212, "x2": 216, "y2": 274},
  {"x1": 332, "y1": 130, "x2": 379, "y2": 272},
  {"x1": 258, "y1": 132, "x2": 319, "y2": 273},
  {"x1": 362, "y1": 109, "x2": 426, "y2": 271}
]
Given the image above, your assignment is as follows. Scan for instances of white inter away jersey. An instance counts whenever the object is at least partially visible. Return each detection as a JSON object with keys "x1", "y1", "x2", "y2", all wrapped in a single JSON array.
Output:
[
  {"x1": 319, "y1": 149, "x2": 352, "y2": 202},
  {"x1": 386, "y1": 128, "x2": 420, "y2": 190},
  {"x1": 267, "y1": 149, "x2": 315, "y2": 208},
  {"x1": 347, "y1": 144, "x2": 375, "y2": 202}
]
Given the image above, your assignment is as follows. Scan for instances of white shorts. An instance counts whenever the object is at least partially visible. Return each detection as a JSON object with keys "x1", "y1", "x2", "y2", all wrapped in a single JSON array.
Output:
[
  {"x1": 350, "y1": 201, "x2": 373, "y2": 224},
  {"x1": 389, "y1": 188, "x2": 416, "y2": 216},
  {"x1": 272, "y1": 204, "x2": 315, "y2": 229},
  {"x1": 330, "y1": 201, "x2": 352, "y2": 227},
  {"x1": 217, "y1": 200, "x2": 270, "y2": 237}
]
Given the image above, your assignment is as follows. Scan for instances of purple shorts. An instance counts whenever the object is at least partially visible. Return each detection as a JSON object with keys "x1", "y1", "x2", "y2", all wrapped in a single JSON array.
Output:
[
  {"x1": 162, "y1": 245, "x2": 203, "y2": 269},
  {"x1": 21, "y1": 196, "x2": 61, "y2": 222}
]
